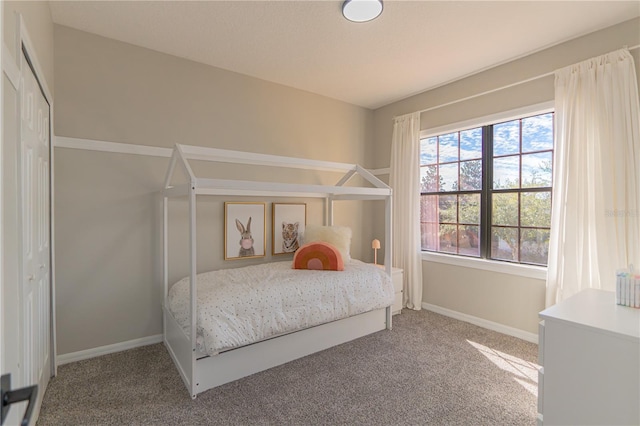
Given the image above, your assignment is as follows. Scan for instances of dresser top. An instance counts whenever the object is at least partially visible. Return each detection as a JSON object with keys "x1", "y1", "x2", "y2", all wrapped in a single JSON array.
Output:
[{"x1": 540, "y1": 289, "x2": 640, "y2": 341}]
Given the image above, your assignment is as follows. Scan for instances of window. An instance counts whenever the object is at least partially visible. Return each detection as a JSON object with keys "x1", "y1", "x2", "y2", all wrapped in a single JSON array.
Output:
[{"x1": 420, "y1": 111, "x2": 554, "y2": 266}]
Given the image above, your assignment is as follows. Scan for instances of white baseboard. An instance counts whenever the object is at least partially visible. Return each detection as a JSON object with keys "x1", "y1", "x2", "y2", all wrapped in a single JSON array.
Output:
[
  {"x1": 422, "y1": 303, "x2": 538, "y2": 344},
  {"x1": 55, "y1": 306, "x2": 537, "y2": 365},
  {"x1": 57, "y1": 334, "x2": 163, "y2": 366}
]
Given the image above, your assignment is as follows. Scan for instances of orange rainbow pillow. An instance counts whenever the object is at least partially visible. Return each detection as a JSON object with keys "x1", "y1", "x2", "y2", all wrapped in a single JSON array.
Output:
[{"x1": 292, "y1": 242, "x2": 344, "y2": 271}]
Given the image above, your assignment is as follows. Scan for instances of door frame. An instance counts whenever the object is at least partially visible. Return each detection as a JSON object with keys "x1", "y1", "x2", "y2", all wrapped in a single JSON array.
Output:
[
  {"x1": 14, "y1": 12, "x2": 57, "y2": 378},
  {"x1": 1, "y1": 0, "x2": 4, "y2": 396}
]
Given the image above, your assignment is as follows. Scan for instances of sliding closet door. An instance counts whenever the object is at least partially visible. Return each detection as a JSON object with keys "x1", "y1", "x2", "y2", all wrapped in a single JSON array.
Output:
[{"x1": 20, "y1": 47, "x2": 52, "y2": 407}]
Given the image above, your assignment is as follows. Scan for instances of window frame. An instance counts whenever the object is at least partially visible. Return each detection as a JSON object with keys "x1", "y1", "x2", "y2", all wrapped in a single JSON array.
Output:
[{"x1": 419, "y1": 101, "x2": 554, "y2": 270}]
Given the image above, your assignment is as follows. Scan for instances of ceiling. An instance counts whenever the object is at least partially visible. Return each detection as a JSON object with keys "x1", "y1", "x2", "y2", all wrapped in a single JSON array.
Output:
[{"x1": 49, "y1": 1, "x2": 640, "y2": 109}]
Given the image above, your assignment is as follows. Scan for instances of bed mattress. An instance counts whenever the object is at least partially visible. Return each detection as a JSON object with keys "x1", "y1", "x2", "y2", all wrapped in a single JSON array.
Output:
[{"x1": 167, "y1": 260, "x2": 394, "y2": 355}]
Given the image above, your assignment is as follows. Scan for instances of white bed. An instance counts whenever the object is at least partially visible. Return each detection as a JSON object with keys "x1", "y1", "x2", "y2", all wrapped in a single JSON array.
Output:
[
  {"x1": 167, "y1": 260, "x2": 394, "y2": 356},
  {"x1": 162, "y1": 144, "x2": 394, "y2": 398}
]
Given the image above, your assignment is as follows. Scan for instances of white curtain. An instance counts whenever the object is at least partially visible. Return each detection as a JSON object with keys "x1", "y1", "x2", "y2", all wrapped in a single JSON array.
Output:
[
  {"x1": 390, "y1": 112, "x2": 423, "y2": 310},
  {"x1": 546, "y1": 49, "x2": 640, "y2": 306}
]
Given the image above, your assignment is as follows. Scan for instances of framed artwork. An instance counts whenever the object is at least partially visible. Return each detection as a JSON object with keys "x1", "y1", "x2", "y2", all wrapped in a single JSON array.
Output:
[
  {"x1": 272, "y1": 203, "x2": 306, "y2": 255},
  {"x1": 224, "y1": 202, "x2": 266, "y2": 260}
]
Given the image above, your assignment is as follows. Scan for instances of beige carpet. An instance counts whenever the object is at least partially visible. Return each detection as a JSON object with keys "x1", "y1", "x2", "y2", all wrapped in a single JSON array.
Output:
[{"x1": 38, "y1": 309, "x2": 539, "y2": 425}]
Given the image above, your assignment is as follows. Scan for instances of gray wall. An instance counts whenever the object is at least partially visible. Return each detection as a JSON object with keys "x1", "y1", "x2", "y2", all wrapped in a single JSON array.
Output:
[
  {"x1": 53, "y1": 25, "x2": 376, "y2": 355},
  {"x1": 372, "y1": 18, "x2": 640, "y2": 335}
]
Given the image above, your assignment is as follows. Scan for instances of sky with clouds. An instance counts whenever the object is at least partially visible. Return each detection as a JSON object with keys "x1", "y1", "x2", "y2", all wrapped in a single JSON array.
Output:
[{"x1": 420, "y1": 113, "x2": 553, "y2": 190}]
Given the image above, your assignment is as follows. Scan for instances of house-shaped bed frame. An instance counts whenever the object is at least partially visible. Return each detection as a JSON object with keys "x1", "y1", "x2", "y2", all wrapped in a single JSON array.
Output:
[{"x1": 162, "y1": 144, "x2": 393, "y2": 398}]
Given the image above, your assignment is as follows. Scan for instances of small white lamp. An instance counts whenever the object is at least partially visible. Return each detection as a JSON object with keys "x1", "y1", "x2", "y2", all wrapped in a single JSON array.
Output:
[{"x1": 372, "y1": 239, "x2": 381, "y2": 265}]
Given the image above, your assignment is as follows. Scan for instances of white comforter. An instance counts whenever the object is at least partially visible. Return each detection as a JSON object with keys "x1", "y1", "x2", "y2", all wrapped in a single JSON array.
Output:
[{"x1": 167, "y1": 260, "x2": 394, "y2": 355}]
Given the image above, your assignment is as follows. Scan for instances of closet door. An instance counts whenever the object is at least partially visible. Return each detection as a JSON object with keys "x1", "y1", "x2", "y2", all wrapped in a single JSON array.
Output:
[{"x1": 20, "y1": 47, "x2": 51, "y2": 408}]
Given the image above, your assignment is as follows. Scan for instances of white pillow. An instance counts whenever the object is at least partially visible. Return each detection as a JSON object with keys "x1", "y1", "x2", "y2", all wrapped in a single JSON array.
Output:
[{"x1": 303, "y1": 225, "x2": 352, "y2": 263}]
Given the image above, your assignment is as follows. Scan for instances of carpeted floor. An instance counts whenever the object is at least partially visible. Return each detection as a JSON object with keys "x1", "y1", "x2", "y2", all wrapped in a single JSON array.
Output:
[{"x1": 38, "y1": 310, "x2": 539, "y2": 425}]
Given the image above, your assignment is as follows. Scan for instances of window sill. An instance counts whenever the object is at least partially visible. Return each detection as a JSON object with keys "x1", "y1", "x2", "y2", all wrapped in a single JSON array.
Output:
[{"x1": 421, "y1": 251, "x2": 547, "y2": 280}]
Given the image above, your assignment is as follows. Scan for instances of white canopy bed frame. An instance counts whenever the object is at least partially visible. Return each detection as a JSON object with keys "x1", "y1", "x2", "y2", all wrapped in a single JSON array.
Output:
[{"x1": 162, "y1": 144, "x2": 393, "y2": 398}]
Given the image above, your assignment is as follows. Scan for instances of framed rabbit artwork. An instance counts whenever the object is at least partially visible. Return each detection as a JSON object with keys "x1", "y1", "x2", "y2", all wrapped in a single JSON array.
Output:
[
  {"x1": 224, "y1": 202, "x2": 266, "y2": 260},
  {"x1": 272, "y1": 203, "x2": 306, "y2": 255}
]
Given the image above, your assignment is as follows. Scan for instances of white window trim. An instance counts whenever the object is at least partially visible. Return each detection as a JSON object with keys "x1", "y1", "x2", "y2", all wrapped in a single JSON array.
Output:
[
  {"x1": 422, "y1": 251, "x2": 547, "y2": 280},
  {"x1": 421, "y1": 101, "x2": 554, "y2": 139},
  {"x1": 419, "y1": 101, "x2": 554, "y2": 279}
]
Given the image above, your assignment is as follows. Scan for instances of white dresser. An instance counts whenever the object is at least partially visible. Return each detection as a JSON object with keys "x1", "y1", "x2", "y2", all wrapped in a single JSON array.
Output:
[{"x1": 538, "y1": 289, "x2": 640, "y2": 425}]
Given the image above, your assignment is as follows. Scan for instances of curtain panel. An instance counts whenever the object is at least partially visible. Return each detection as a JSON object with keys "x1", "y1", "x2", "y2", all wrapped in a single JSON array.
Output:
[
  {"x1": 390, "y1": 112, "x2": 423, "y2": 310},
  {"x1": 546, "y1": 49, "x2": 640, "y2": 306}
]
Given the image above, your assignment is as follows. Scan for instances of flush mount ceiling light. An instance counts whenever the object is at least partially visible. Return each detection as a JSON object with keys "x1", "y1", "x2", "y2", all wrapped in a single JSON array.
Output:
[{"x1": 342, "y1": 0, "x2": 383, "y2": 23}]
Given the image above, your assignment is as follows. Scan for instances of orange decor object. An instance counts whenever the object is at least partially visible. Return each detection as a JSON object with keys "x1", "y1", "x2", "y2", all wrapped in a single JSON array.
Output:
[{"x1": 292, "y1": 242, "x2": 344, "y2": 271}]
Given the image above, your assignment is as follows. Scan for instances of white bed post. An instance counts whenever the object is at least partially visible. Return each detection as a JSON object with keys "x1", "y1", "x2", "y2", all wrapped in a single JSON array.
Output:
[
  {"x1": 327, "y1": 196, "x2": 334, "y2": 226},
  {"x1": 384, "y1": 193, "x2": 392, "y2": 274},
  {"x1": 172, "y1": 143, "x2": 200, "y2": 399},
  {"x1": 163, "y1": 195, "x2": 168, "y2": 334},
  {"x1": 188, "y1": 181, "x2": 198, "y2": 398},
  {"x1": 385, "y1": 192, "x2": 393, "y2": 330}
]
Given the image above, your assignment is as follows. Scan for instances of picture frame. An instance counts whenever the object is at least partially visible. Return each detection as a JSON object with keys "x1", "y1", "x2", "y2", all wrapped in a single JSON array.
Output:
[
  {"x1": 272, "y1": 203, "x2": 306, "y2": 255},
  {"x1": 224, "y1": 202, "x2": 266, "y2": 260}
]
